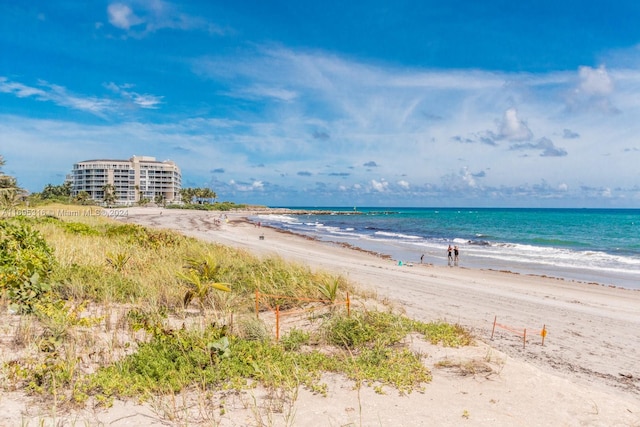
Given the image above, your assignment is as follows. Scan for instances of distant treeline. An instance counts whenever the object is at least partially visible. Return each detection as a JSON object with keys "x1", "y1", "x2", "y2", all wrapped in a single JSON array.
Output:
[{"x1": 166, "y1": 201, "x2": 248, "y2": 211}]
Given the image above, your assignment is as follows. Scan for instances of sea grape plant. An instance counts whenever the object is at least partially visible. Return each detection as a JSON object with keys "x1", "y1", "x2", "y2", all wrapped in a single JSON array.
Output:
[{"x1": 0, "y1": 218, "x2": 56, "y2": 313}]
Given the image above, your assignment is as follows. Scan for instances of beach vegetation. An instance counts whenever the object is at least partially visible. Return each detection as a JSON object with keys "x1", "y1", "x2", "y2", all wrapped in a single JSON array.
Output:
[
  {"x1": 29, "y1": 182, "x2": 73, "y2": 204},
  {"x1": 0, "y1": 203, "x2": 473, "y2": 419},
  {"x1": 318, "y1": 277, "x2": 341, "y2": 304},
  {"x1": 0, "y1": 155, "x2": 22, "y2": 209}
]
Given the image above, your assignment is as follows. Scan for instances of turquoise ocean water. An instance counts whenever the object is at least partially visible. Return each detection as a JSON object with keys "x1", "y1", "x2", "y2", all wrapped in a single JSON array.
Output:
[{"x1": 251, "y1": 208, "x2": 640, "y2": 290}]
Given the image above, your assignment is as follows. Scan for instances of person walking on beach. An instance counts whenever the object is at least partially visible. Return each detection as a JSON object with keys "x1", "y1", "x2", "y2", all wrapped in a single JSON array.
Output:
[
  {"x1": 454, "y1": 246, "x2": 459, "y2": 262},
  {"x1": 420, "y1": 254, "x2": 424, "y2": 264},
  {"x1": 447, "y1": 245, "x2": 453, "y2": 264}
]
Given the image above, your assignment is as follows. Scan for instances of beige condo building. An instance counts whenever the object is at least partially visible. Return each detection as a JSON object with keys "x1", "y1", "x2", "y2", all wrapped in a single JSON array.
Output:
[{"x1": 71, "y1": 156, "x2": 181, "y2": 205}]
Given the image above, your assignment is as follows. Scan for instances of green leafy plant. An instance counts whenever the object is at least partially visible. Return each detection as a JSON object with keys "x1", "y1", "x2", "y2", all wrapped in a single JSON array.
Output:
[
  {"x1": 319, "y1": 277, "x2": 340, "y2": 303},
  {"x1": 208, "y1": 336, "x2": 231, "y2": 359},
  {"x1": 1, "y1": 220, "x2": 56, "y2": 310},
  {"x1": 177, "y1": 259, "x2": 231, "y2": 313},
  {"x1": 105, "y1": 251, "x2": 131, "y2": 272},
  {"x1": 280, "y1": 328, "x2": 310, "y2": 351},
  {"x1": 7, "y1": 272, "x2": 53, "y2": 314}
]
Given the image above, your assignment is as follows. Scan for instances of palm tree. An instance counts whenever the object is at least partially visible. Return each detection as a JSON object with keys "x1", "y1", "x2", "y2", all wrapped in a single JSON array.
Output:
[
  {"x1": 74, "y1": 191, "x2": 91, "y2": 205},
  {"x1": 0, "y1": 155, "x2": 20, "y2": 208},
  {"x1": 102, "y1": 184, "x2": 117, "y2": 207}
]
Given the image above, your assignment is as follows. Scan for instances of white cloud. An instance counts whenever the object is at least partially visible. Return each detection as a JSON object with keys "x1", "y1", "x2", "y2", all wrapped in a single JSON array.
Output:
[
  {"x1": 106, "y1": 0, "x2": 226, "y2": 37},
  {"x1": 510, "y1": 137, "x2": 568, "y2": 157},
  {"x1": 106, "y1": 82, "x2": 163, "y2": 109},
  {"x1": 498, "y1": 108, "x2": 533, "y2": 141},
  {"x1": 566, "y1": 65, "x2": 618, "y2": 113},
  {"x1": 1, "y1": 78, "x2": 113, "y2": 116},
  {"x1": 5, "y1": 43, "x2": 640, "y2": 206},
  {"x1": 578, "y1": 65, "x2": 613, "y2": 96},
  {"x1": 107, "y1": 3, "x2": 143, "y2": 30},
  {"x1": 371, "y1": 179, "x2": 388, "y2": 192},
  {"x1": 0, "y1": 77, "x2": 164, "y2": 115},
  {"x1": 234, "y1": 86, "x2": 298, "y2": 102},
  {"x1": 0, "y1": 77, "x2": 46, "y2": 98}
]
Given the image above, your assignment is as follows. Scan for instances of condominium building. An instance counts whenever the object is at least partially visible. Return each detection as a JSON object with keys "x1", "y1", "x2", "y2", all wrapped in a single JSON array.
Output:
[{"x1": 71, "y1": 156, "x2": 181, "y2": 205}]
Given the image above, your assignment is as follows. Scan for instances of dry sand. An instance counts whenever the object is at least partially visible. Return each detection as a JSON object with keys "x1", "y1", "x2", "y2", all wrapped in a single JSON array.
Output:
[{"x1": 2, "y1": 207, "x2": 639, "y2": 426}]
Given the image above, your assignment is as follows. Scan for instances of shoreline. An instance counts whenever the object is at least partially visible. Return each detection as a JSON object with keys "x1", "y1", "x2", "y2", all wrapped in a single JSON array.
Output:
[
  {"x1": 243, "y1": 208, "x2": 640, "y2": 291},
  {"x1": 240, "y1": 213, "x2": 638, "y2": 292}
]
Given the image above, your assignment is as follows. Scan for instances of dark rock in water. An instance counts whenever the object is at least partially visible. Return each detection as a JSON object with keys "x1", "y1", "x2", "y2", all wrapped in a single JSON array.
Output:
[{"x1": 468, "y1": 239, "x2": 491, "y2": 246}]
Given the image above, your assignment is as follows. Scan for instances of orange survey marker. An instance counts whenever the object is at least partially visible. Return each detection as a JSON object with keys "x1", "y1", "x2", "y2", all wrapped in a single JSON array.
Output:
[
  {"x1": 491, "y1": 316, "x2": 548, "y2": 349},
  {"x1": 254, "y1": 290, "x2": 351, "y2": 341}
]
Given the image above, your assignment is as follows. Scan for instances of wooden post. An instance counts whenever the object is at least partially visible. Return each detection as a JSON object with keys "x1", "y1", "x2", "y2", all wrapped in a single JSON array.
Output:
[
  {"x1": 541, "y1": 324, "x2": 547, "y2": 346},
  {"x1": 490, "y1": 315, "x2": 497, "y2": 340},
  {"x1": 523, "y1": 328, "x2": 527, "y2": 349},
  {"x1": 275, "y1": 305, "x2": 280, "y2": 342}
]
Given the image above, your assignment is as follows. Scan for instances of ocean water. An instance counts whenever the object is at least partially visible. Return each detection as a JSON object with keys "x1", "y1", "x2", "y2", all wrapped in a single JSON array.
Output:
[{"x1": 251, "y1": 207, "x2": 640, "y2": 290}]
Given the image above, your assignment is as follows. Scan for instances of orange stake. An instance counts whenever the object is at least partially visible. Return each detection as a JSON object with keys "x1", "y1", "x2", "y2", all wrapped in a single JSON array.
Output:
[
  {"x1": 541, "y1": 324, "x2": 547, "y2": 346},
  {"x1": 346, "y1": 292, "x2": 351, "y2": 317},
  {"x1": 523, "y1": 328, "x2": 527, "y2": 349}
]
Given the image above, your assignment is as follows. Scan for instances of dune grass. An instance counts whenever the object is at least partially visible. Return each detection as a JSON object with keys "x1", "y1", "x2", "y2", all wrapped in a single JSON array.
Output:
[{"x1": 1, "y1": 204, "x2": 472, "y2": 414}]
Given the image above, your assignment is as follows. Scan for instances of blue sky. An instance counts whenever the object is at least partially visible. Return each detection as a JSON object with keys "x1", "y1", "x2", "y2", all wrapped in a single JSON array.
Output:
[{"x1": 1, "y1": 1, "x2": 640, "y2": 207}]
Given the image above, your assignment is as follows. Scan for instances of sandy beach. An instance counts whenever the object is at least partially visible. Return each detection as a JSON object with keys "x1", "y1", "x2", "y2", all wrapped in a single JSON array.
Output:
[{"x1": 3, "y1": 206, "x2": 640, "y2": 426}]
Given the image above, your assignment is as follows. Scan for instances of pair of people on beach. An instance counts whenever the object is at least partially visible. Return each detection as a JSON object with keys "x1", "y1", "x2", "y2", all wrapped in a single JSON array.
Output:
[{"x1": 447, "y1": 245, "x2": 459, "y2": 263}]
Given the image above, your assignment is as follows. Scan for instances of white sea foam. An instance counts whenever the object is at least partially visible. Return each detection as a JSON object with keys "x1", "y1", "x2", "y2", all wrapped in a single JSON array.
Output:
[{"x1": 257, "y1": 212, "x2": 640, "y2": 289}]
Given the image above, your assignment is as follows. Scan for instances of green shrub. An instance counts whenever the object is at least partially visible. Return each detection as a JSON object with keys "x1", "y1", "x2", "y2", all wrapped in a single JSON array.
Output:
[
  {"x1": 237, "y1": 317, "x2": 270, "y2": 341},
  {"x1": 62, "y1": 222, "x2": 100, "y2": 236},
  {"x1": 324, "y1": 310, "x2": 408, "y2": 348},
  {"x1": 0, "y1": 219, "x2": 56, "y2": 312},
  {"x1": 280, "y1": 328, "x2": 310, "y2": 351}
]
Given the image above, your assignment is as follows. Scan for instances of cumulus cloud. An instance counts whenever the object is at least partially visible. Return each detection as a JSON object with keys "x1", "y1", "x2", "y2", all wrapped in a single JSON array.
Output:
[
  {"x1": 229, "y1": 179, "x2": 264, "y2": 191},
  {"x1": 441, "y1": 167, "x2": 479, "y2": 191},
  {"x1": 579, "y1": 65, "x2": 613, "y2": 96},
  {"x1": 497, "y1": 108, "x2": 533, "y2": 141},
  {"x1": 468, "y1": 108, "x2": 533, "y2": 146},
  {"x1": 371, "y1": 179, "x2": 388, "y2": 192},
  {"x1": 397, "y1": 180, "x2": 410, "y2": 189},
  {"x1": 107, "y1": 3, "x2": 143, "y2": 30},
  {"x1": 566, "y1": 65, "x2": 618, "y2": 113}
]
